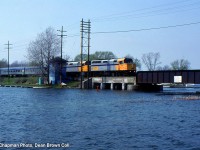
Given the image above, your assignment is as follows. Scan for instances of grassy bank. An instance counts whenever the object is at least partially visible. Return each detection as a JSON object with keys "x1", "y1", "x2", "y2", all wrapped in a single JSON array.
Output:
[
  {"x1": 0, "y1": 77, "x2": 80, "y2": 88},
  {"x1": 0, "y1": 76, "x2": 38, "y2": 86}
]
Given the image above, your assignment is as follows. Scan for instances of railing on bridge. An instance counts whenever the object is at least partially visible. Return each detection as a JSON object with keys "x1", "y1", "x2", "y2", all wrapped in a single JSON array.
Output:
[{"x1": 136, "y1": 70, "x2": 200, "y2": 84}]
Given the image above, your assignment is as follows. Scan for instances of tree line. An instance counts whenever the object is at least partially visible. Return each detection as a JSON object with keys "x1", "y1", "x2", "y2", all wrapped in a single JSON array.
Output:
[
  {"x1": 141, "y1": 52, "x2": 190, "y2": 71},
  {"x1": 0, "y1": 27, "x2": 191, "y2": 72}
]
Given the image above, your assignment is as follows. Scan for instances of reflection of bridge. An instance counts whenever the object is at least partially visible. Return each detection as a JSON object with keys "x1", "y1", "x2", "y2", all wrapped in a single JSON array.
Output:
[{"x1": 86, "y1": 70, "x2": 200, "y2": 91}]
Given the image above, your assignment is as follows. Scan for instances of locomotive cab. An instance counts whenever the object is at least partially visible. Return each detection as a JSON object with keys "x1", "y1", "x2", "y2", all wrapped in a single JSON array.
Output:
[
  {"x1": 118, "y1": 58, "x2": 136, "y2": 71},
  {"x1": 82, "y1": 61, "x2": 90, "y2": 72}
]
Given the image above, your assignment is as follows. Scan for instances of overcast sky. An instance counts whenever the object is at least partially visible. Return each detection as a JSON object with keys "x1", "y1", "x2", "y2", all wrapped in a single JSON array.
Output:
[{"x1": 0, "y1": 0, "x2": 200, "y2": 69}]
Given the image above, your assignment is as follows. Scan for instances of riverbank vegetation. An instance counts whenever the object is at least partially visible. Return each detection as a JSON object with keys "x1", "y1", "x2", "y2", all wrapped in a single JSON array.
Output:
[
  {"x1": 0, "y1": 77, "x2": 38, "y2": 85},
  {"x1": 0, "y1": 77, "x2": 80, "y2": 88}
]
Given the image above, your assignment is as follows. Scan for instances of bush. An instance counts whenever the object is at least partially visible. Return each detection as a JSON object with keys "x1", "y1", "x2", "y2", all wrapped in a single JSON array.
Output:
[
  {"x1": 21, "y1": 78, "x2": 27, "y2": 83},
  {"x1": 15, "y1": 78, "x2": 21, "y2": 84}
]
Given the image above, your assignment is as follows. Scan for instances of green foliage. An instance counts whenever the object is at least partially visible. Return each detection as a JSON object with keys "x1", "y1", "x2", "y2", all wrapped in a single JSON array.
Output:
[
  {"x1": 91, "y1": 51, "x2": 116, "y2": 60},
  {"x1": 74, "y1": 51, "x2": 116, "y2": 61},
  {"x1": 67, "y1": 81, "x2": 80, "y2": 88},
  {"x1": 74, "y1": 54, "x2": 88, "y2": 61},
  {"x1": 0, "y1": 77, "x2": 38, "y2": 85}
]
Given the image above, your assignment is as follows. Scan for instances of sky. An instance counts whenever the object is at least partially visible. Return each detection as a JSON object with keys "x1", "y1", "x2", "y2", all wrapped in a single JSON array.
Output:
[{"x1": 0, "y1": 0, "x2": 200, "y2": 70}]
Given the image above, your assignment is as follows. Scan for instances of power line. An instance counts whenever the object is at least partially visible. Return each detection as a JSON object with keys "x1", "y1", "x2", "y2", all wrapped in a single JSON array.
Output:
[
  {"x1": 92, "y1": 21, "x2": 200, "y2": 34},
  {"x1": 68, "y1": 34, "x2": 80, "y2": 37},
  {"x1": 91, "y1": 0, "x2": 199, "y2": 22},
  {"x1": 64, "y1": 20, "x2": 200, "y2": 37},
  {"x1": 14, "y1": 44, "x2": 29, "y2": 48},
  {"x1": 115, "y1": 2, "x2": 200, "y2": 21}
]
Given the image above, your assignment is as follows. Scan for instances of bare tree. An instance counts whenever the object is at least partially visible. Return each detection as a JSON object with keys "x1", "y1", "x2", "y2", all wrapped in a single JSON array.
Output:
[
  {"x1": 27, "y1": 27, "x2": 60, "y2": 83},
  {"x1": 64, "y1": 54, "x2": 71, "y2": 61},
  {"x1": 156, "y1": 65, "x2": 171, "y2": 70},
  {"x1": 142, "y1": 52, "x2": 161, "y2": 71},
  {"x1": 170, "y1": 59, "x2": 190, "y2": 70},
  {"x1": 162, "y1": 65, "x2": 171, "y2": 70}
]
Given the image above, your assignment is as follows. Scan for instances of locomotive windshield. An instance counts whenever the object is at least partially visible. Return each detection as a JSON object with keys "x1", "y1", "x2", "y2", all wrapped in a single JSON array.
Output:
[
  {"x1": 124, "y1": 58, "x2": 133, "y2": 64},
  {"x1": 85, "y1": 61, "x2": 91, "y2": 65}
]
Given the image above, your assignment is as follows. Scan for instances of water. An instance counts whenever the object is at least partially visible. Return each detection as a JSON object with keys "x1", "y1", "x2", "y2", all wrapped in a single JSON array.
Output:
[{"x1": 0, "y1": 87, "x2": 200, "y2": 149}]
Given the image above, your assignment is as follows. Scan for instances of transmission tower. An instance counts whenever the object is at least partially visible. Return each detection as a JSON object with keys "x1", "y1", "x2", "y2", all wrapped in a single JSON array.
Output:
[{"x1": 80, "y1": 19, "x2": 91, "y2": 89}]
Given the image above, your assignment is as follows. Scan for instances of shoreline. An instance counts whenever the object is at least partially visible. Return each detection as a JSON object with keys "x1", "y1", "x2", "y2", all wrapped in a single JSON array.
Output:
[{"x1": 0, "y1": 84, "x2": 79, "y2": 89}]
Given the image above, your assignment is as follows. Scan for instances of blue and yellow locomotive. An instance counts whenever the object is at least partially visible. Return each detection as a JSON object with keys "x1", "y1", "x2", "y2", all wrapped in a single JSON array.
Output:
[{"x1": 66, "y1": 57, "x2": 136, "y2": 77}]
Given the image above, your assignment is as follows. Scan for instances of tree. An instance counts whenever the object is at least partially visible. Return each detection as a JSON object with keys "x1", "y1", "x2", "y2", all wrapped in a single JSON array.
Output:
[
  {"x1": 162, "y1": 65, "x2": 171, "y2": 70},
  {"x1": 125, "y1": 54, "x2": 142, "y2": 71},
  {"x1": 91, "y1": 51, "x2": 116, "y2": 60},
  {"x1": 27, "y1": 27, "x2": 60, "y2": 83},
  {"x1": 0, "y1": 59, "x2": 7, "y2": 68},
  {"x1": 74, "y1": 51, "x2": 116, "y2": 61},
  {"x1": 170, "y1": 59, "x2": 190, "y2": 70},
  {"x1": 74, "y1": 54, "x2": 88, "y2": 61},
  {"x1": 64, "y1": 54, "x2": 71, "y2": 61},
  {"x1": 156, "y1": 65, "x2": 170, "y2": 71},
  {"x1": 10, "y1": 61, "x2": 29, "y2": 67},
  {"x1": 142, "y1": 52, "x2": 161, "y2": 71}
]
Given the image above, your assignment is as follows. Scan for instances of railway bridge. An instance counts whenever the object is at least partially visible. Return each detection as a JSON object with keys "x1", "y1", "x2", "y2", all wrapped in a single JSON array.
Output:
[
  {"x1": 86, "y1": 70, "x2": 200, "y2": 91},
  {"x1": 136, "y1": 70, "x2": 200, "y2": 91},
  {"x1": 137, "y1": 70, "x2": 200, "y2": 84}
]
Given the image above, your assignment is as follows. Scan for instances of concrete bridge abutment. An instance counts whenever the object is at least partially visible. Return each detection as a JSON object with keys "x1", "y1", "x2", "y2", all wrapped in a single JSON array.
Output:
[{"x1": 91, "y1": 77, "x2": 136, "y2": 91}]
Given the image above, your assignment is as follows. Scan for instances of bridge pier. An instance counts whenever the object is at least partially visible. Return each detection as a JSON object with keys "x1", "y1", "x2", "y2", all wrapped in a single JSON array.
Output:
[
  {"x1": 127, "y1": 84, "x2": 137, "y2": 91},
  {"x1": 111, "y1": 83, "x2": 114, "y2": 90},
  {"x1": 122, "y1": 83, "x2": 127, "y2": 91},
  {"x1": 91, "y1": 77, "x2": 136, "y2": 91},
  {"x1": 100, "y1": 83, "x2": 105, "y2": 90},
  {"x1": 113, "y1": 83, "x2": 122, "y2": 90}
]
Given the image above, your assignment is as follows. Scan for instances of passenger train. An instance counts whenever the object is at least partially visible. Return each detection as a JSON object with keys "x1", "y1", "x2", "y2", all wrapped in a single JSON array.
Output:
[
  {"x1": 0, "y1": 58, "x2": 136, "y2": 77},
  {"x1": 0, "y1": 66, "x2": 42, "y2": 76}
]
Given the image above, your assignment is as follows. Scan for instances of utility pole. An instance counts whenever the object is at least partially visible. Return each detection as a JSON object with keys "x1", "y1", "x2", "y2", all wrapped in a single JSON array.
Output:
[
  {"x1": 87, "y1": 20, "x2": 91, "y2": 89},
  {"x1": 57, "y1": 26, "x2": 67, "y2": 84},
  {"x1": 80, "y1": 19, "x2": 91, "y2": 89},
  {"x1": 80, "y1": 19, "x2": 84, "y2": 89},
  {"x1": 5, "y1": 41, "x2": 12, "y2": 78}
]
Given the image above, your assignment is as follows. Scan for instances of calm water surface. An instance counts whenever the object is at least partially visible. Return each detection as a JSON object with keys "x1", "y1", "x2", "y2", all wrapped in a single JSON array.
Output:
[{"x1": 0, "y1": 87, "x2": 200, "y2": 149}]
